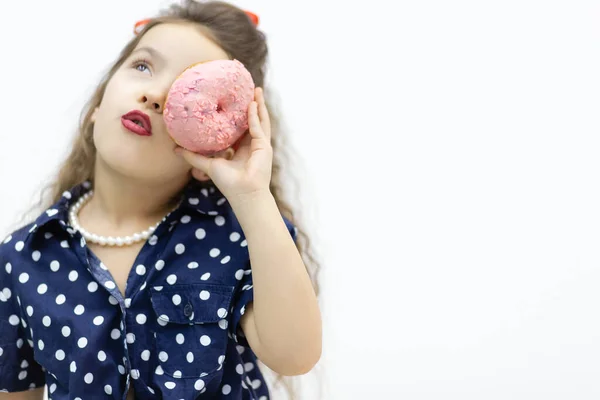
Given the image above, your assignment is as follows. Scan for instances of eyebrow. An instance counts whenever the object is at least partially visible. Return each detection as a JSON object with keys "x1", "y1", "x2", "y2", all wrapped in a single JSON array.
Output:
[{"x1": 131, "y1": 46, "x2": 166, "y2": 63}]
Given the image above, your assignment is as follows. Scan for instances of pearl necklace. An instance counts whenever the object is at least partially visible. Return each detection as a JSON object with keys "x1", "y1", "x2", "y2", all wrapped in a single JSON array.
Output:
[{"x1": 68, "y1": 190, "x2": 181, "y2": 247}]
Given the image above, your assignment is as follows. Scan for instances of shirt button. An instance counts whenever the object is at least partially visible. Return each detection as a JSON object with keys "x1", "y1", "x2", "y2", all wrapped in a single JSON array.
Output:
[{"x1": 184, "y1": 302, "x2": 193, "y2": 317}]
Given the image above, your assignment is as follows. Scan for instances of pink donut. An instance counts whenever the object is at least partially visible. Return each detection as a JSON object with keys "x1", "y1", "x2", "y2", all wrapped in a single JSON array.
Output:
[{"x1": 163, "y1": 59, "x2": 255, "y2": 155}]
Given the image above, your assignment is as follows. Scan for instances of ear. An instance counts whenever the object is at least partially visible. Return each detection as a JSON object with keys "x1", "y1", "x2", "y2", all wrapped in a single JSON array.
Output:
[{"x1": 91, "y1": 107, "x2": 99, "y2": 123}]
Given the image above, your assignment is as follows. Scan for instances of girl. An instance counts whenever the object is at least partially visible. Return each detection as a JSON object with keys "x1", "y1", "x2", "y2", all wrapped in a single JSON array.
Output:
[{"x1": 0, "y1": 1, "x2": 322, "y2": 399}]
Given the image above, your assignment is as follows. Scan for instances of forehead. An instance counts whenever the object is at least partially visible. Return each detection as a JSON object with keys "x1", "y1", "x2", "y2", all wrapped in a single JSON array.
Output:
[{"x1": 135, "y1": 23, "x2": 229, "y2": 69}]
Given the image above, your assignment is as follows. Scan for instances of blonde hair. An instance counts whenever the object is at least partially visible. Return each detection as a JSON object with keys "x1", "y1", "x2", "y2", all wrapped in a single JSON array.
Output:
[{"x1": 19, "y1": 0, "x2": 322, "y2": 398}]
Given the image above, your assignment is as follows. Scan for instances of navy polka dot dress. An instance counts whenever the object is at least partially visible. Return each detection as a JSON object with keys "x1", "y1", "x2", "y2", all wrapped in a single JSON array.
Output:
[{"x1": 0, "y1": 180, "x2": 297, "y2": 399}]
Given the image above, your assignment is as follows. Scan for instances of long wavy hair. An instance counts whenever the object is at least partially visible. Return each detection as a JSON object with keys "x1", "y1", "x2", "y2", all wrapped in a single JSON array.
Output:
[{"x1": 16, "y1": 0, "x2": 322, "y2": 398}]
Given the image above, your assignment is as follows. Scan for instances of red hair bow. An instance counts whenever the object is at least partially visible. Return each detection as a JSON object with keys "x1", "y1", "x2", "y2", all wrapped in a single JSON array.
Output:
[{"x1": 134, "y1": 10, "x2": 259, "y2": 35}]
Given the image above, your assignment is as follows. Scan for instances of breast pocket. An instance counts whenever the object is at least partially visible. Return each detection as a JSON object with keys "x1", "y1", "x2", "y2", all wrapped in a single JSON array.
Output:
[{"x1": 150, "y1": 283, "x2": 234, "y2": 379}]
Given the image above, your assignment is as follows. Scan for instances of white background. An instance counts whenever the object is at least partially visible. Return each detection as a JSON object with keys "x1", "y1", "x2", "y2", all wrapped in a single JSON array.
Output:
[{"x1": 1, "y1": 0, "x2": 600, "y2": 399}]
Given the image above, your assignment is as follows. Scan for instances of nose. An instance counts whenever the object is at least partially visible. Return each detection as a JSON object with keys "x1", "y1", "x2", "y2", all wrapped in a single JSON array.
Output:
[{"x1": 139, "y1": 92, "x2": 165, "y2": 113}]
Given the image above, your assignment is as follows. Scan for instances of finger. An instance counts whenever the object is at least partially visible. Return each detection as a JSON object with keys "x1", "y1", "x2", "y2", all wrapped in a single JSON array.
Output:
[
  {"x1": 248, "y1": 101, "x2": 265, "y2": 141},
  {"x1": 178, "y1": 148, "x2": 213, "y2": 176},
  {"x1": 256, "y1": 88, "x2": 271, "y2": 140}
]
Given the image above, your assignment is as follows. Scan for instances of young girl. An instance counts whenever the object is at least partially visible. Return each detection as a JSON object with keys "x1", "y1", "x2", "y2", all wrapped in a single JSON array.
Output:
[{"x1": 0, "y1": 1, "x2": 322, "y2": 399}]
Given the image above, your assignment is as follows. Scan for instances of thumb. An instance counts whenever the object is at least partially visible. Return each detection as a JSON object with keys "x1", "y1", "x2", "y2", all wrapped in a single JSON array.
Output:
[{"x1": 177, "y1": 147, "x2": 213, "y2": 176}]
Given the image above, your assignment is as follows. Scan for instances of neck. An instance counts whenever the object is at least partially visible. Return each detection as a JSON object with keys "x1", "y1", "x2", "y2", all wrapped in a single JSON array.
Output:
[{"x1": 79, "y1": 160, "x2": 189, "y2": 237}]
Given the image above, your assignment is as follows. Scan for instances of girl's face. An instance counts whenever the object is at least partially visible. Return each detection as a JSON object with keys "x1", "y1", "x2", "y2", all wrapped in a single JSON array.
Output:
[{"x1": 91, "y1": 23, "x2": 230, "y2": 183}]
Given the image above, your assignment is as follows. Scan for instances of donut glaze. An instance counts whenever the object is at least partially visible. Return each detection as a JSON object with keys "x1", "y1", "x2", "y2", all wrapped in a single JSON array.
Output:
[{"x1": 163, "y1": 59, "x2": 255, "y2": 155}]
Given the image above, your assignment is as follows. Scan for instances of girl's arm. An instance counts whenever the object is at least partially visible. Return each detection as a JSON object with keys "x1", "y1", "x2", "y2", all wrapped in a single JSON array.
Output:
[{"x1": 232, "y1": 191, "x2": 322, "y2": 376}]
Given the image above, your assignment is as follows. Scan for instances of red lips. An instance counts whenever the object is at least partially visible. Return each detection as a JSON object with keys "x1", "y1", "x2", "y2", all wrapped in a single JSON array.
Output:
[{"x1": 121, "y1": 110, "x2": 152, "y2": 136}]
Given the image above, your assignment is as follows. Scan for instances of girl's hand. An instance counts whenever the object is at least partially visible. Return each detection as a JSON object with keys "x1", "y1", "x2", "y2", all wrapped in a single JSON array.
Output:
[{"x1": 175, "y1": 87, "x2": 273, "y2": 201}]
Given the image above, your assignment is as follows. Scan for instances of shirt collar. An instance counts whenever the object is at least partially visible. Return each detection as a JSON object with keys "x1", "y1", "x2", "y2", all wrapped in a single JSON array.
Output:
[{"x1": 25, "y1": 179, "x2": 228, "y2": 243}]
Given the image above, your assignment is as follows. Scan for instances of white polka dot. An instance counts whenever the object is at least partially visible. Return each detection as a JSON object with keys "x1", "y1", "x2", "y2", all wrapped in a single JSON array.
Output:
[
  {"x1": 195, "y1": 379, "x2": 206, "y2": 391},
  {"x1": 18, "y1": 370, "x2": 27, "y2": 380},
  {"x1": 200, "y1": 290, "x2": 210, "y2": 300},
  {"x1": 37, "y1": 284, "x2": 48, "y2": 294},
  {"x1": 221, "y1": 256, "x2": 231, "y2": 264},
  {"x1": 173, "y1": 370, "x2": 182, "y2": 378},
  {"x1": 187, "y1": 352, "x2": 194, "y2": 363},
  {"x1": 245, "y1": 362, "x2": 255, "y2": 372},
  {"x1": 136, "y1": 265, "x2": 146, "y2": 275},
  {"x1": 175, "y1": 244, "x2": 185, "y2": 254},
  {"x1": 181, "y1": 215, "x2": 191, "y2": 223},
  {"x1": 1, "y1": 288, "x2": 11, "y2": 301},
  {"x1": 74, "y1": 305, "x2": 85, "y2": 315},
  {"x1": 188, "y1": 262, "x2": 199, "y2": 269},
  {"x1": 108, "y1": 296, "x2": 118, "y2": 305},
  {"x1": 159, "y1": 351, "x2": 168, "y2": 362},
  {"x1": 209, "y1": 248, "x2": 221, "y2": 258},
  {"x1": 38, "y1": 340, "x2": 44, "y2": 350},
  {"x1": 155, "y1": 365, "x2": 164, "y2": 375},
  {"x1": 157, "y1": 315, "x2": 169, "y2": 326},
  {"x1": 16, "y1": 338, "x2": 23, "y2": 348},
  {"x1": 60, "y1": 240, "x2": 69, "y2": 248},
  {"x1": 56, "y1": 294, "x2": 66, "y2": 305},
  {"x1": 252, "y1": 379, "x2": 262, "y2": 389},
  {"x1": 200, "y1": 272, "x2": 211, "y2": 281},
  {"x1": 172, "y1": 294, "x2": 181, "y2": 305},
  {"x1": 125, "y1": 298, "x2": 132, "y2": 308},
  {"x1": 68, "y1": 270, "x2": 78, "y2": 281},
  {"x1": 70, "y1": 361, "x2": 77, "y2": 372},
  {"x1": 118, "y1": 365, "x2": 125, "y2": 375},
  {"x1": 55, "y1": 350, "x2": 65, "y2": 360},
  {"x1": 189, "y1": 197, "x2": 199, "y2": 205},
  {"x1": 241, "y1": 239, "x2": 247, "y2": 247},
  {"x1": 155, "y1": 260, "x2": 165, "y2": 270},
  {"x1": 48, "y1": 383, "x2": 57, "y2": 394},
  {"x1": 105, "y1": 281, "x2": 116, "y2": 289},
  {"x1": 217, "y1": 308, "x2": 228, "y2": 318},
  {"x1": 195, "y1": 228, "x2": 206, "y2": 239},
  {"x1": 18, "y1": 273, "x2": 29, "y2": 283},
  {"x1": 236, "y1": 364, "x2": 244, "y2": 374},
  {"x1": 32, "y1": 251, "x2": 41, "y2": 262},
  {"x1": 222, "y1": 384, "x2": 232, "y2": 394},
  {"x1": 5, "y1": 262, "x2": 12, "y2": 274},
  {"x1": 166, "y1": 274, "x2": 177, "y2": 285},
  {"x1": 88, "y1": 282, "x2": 98, "y2": 292},
  {"x1": 42, "y1": 316, "x2": 51, "y2": 327},
  {"x1": 131, "y1": 369, "x2": 140, "y2": 379},
  {"x1": 165, "y1": 381, "x2": 176, "y2": 390},
  {"x1": 141, "y1": 350, "x2": 150, "y2": 361},
  {"x1": 104, "y1": 385, "x2": 112, "y2": 395},
  {"x1": 78, "y1": 337, "x2": 88, "y2": 348},
  {"x1": 218, "y1": 319, "x2": 228, "y2": 330},
  {"x1": 127, "y1": 333, "x2": 135, "y2": 344},
  {"x1": 235, "y1": 270, "x2": 244, "y2": 280},
  {"x1": 200, "y1": 335, "x2": 211, "y2": 346},
  {"x1": 98, "y1": 351, "x2": 106, "y2": 361},
  {"x1": 176, "y1": 333, "x2": 185, "y2": 344},
  {"x1": 240, "y1": 305, "x2": 246, "y2": 315},
  {"x1": 84, "y1": 373, "x2": 93, "y2": 384},
  {"x1": 50, "y1": 261, "x2": 60, "y2": 271},
  {"x1": 100, "y1": 262, "x2": 108, "y2": 270},
  {"x1": 62, "y1": 326, "x2": 71, "y2": 337},
  {"x1": 215, "y1": 216, "x2": 225, "y2": 226},
  {"x1": 93, "y1": 316, "x2": 104, "y2": 325},
  {"x1": 136, "y1": 314, "x2": 147, "y2": 324},
  {"x1": 111, "y1": 329, "x2": 120, "y2": 339},
  {"x1": 15, "y1": 241, "x2": 24, "y2": 251}
]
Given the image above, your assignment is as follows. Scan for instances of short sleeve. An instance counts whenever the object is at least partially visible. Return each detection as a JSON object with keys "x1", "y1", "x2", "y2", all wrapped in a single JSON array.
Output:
[
  {"x1": 0, "y1": 248, "x2": 46, "y2": 392},
  {"x1": 230, "y1": 216, "x2": 298, "y2": 347}
]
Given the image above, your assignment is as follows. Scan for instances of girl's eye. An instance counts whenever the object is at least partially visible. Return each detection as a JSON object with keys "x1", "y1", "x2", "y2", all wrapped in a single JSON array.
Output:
[{"x1": 132, "y1": 59, "x2": 151, "y2": 74}]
